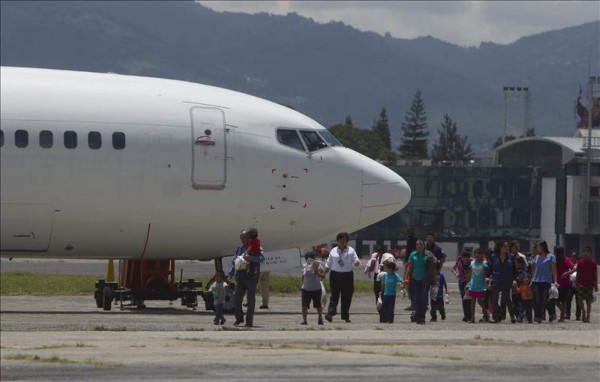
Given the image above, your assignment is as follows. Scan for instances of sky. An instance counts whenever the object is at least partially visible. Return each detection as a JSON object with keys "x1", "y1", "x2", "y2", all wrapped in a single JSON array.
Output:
[{"x1": 198, "y1": 1, "x2": 599, "y2": 47}]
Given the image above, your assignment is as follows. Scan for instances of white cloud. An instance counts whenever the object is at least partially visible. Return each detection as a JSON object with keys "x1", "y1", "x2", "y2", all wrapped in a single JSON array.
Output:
[{"x1": 197, "y1": 1, "x2": 599, "y2": 47}]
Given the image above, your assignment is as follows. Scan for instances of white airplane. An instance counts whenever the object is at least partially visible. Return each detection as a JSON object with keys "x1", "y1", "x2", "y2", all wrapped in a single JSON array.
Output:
[
  {"x1": 0, "y1": 67, "x2": 410, "y2": 309},
  {"x1": 1, "y1": 66, "x2": 411, "y2": 260}
]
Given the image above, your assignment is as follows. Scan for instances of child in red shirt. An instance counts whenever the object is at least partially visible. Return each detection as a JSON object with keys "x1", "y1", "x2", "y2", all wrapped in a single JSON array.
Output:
[
  {"x1": 243, "y1": 228, "x2": 262, "y2": 276},
  {"x1": 516, "y1": 273, "x2": 534, "y2": 323},
  {"x1": 244, "y1": 228, "x2": 261, "y2": 257}
]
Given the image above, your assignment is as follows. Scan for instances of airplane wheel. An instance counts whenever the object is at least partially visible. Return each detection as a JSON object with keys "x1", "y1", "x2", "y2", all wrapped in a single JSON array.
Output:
[
  {"x1": 102, "y1": 286, "x2": 113, "y2": 311},
  {"x1": 94, "y1": 289, "x2": 103, "y2": 308}
]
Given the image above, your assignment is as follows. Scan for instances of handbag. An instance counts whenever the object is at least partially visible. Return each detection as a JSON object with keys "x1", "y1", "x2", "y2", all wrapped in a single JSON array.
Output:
[{"x1": 320, "y1": 281, "x2": 328, "y2": 307}]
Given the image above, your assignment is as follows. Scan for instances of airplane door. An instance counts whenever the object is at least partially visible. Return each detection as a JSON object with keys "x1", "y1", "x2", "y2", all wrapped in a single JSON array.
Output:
[
  {"x1": 191, "y1": 107, "x2": 227, "y2": 190},
  {"x1": 0, "y1": 204, "x2": 54, "y2": 252}
]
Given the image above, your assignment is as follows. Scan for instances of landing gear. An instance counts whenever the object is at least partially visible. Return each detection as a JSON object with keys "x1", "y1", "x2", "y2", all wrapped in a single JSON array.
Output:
[
  {"x1": 102, "y1": 286, "x2": 113, "y2": 311},
  {"x1": 94, "y1": 289, "x2": 103, "y2": 309}
]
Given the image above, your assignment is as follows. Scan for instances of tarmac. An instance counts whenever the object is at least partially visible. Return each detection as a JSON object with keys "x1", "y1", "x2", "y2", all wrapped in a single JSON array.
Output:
[
  {"x1": 1, "y1": 293, "x2": 599, "y2": 381},
  {"x1": 1, "y1": 258, "x2": 599, "y2": 381}
]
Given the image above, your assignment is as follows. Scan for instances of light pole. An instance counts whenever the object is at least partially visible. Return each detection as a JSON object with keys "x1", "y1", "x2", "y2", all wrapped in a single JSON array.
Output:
[
  {"x1": 584, "y1": 76, "x2": 599, "y2": 232},
  {"x1": 502, "y1": 86, "x2": 530, "y2": 145}
]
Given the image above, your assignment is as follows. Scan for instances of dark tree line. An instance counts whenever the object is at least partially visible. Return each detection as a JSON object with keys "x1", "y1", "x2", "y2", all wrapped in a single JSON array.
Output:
[{"x1": 328, "y1": 90, "x2": 476, "y2": 164}]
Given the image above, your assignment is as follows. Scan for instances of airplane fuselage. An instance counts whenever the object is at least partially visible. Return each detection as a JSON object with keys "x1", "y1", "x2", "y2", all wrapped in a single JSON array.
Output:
[{"x1": 0, "y1": 67, "x2": 411, "y2": 260}]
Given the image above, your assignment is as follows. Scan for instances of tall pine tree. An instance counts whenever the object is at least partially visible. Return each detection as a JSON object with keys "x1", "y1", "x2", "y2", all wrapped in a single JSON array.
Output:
[
  {"x1": 399, "y1": 90, "x2": 429, "y2": 159},
  {"x1": 372, "y1": 107, "x2": 391, "y2": 150},
  {"x1": 345, "y1": 115, "x2": 354, "y2": 126},
  {"x1": 431, "y1": 113, "x2": 474, "y2": 163}
]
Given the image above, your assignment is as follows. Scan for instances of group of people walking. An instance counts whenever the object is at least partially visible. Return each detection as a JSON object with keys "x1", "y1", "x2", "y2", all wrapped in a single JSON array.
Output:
[
  {"x1": 213, "y1": 228, "x2": 597, "y2": 327},
  {"x1": 451, "y1": 241, "x2": 598, "y2": 324}
]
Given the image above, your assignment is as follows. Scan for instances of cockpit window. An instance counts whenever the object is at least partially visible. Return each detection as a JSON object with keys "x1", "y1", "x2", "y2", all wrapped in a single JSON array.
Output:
[
  {"x1": 317, "y1": 129, "x2": 342, "y2": 147},
  {"x1": 277, "y1": 129, "x2": 305, "y2": 152},
  {"x1": 300, "y1": 130, "x2": 328, "y2": 152}
]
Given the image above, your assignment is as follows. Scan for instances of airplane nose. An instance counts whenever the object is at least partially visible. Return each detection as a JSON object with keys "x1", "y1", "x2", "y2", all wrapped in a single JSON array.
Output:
[{"x1": 360, "y1": 157, "x2": 411, "y2": 227}]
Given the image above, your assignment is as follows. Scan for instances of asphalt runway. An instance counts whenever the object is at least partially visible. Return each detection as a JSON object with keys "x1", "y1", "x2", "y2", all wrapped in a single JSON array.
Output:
[
  {"x1": 2, "y1": 289, "x2": 599, "y2": 381},
  {"x1": 2, "y1": 259, "x2": 599, "y2": 381}
]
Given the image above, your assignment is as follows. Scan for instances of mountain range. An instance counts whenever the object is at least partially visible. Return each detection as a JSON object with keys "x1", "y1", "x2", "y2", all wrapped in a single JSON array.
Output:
[{"x1": 1, "y1": 1, "x2": 598, "y2": 153}]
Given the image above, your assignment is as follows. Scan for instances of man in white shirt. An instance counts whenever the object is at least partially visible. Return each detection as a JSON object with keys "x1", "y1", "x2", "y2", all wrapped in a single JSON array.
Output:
[{"x1": 323, "y1": 232, "x2": 361, "y2": 323}]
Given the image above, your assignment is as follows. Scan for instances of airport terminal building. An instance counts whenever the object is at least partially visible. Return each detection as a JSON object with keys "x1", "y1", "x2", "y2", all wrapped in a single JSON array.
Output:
[{"x1": 354, "y1": 130, "x2": 600, "y2": 259}]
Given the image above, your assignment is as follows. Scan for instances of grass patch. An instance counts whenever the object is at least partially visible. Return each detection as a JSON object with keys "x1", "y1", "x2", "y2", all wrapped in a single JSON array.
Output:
[
  {"x1": 526, "y1": 340, "x2": 599, "y2": 348},
  {"x1": 393, "y1": 351, "x2": 419, "y2": 358},
  {"x1": 93, "y1": 326, "x2": 127, "y2": 331},
  {"x1": 0, "y1": 272, "x2": 98, "y2": 295},
  {"x1": 174, "y1": 337, "x2": 208, "y2": 342},
  {"x1": 82, "y1": 358, "x2": 121, "y2": 367},
  {"x1": 5, "y1": 354, "x2": 77, "y2": 364},
  {"x1": 445, "y1": 355, "x2": 464, "y2": 361},
  {"x1": 26, "y1": 343, "x2": 96, "y2": 350},
  {"x1": 0, "y1": 272, "x2": 373, "y2": 296},
  {"x1": 269, "y1": 275, "x2": 372, "y2": 293},
  {"x1": 5, "y1": 353, "x2": 121, "y2": 368}
]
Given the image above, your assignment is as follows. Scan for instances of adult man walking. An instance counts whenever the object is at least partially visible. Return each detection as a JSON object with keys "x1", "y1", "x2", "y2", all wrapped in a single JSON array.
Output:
[
  {"x1": 230, "y1": 230, "x2": 261, "y2": 327},
  {"x1": 323, "y1": 232, "x2": 361, "y2": 323}
]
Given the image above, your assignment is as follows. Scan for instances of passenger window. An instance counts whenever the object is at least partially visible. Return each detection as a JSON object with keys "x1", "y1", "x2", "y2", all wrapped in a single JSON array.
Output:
[
  {"x1": 88, "y1": 131, "x2": 101, "y2": 149},
  {"x1": 300, "y1": 130, "x2": 327, "y2": 152},
  {"x1": 276, "y1": 129, "x2": 305, "y2": 152},
  {"x1": 40, "y1": 130, "x2": 53, "y2": 148},
  {"x1": 0, "y1": 130, "x2": 3, "y2": 147},
  {"x1": 112, "y1": 132, "x2": 126, "y2": 150},
  {"x1": 15, "y1": 130, "x2": 29, "y2": 148},
  {"x1": 64, "y1": 131, "x2": 77, "y2": 149}
]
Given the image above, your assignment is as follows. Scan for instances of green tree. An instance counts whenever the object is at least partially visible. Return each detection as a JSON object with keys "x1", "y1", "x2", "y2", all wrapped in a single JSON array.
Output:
[
  {"x1": 493, "y1": 135, "x2": 515, "y2": 149},
  {"x1": 398, "y1": 90, "x2": 429, "y2": 159},
  {"x1": 329, "y1": 122, "x2": 396, "y2": 162},
  {"x1": 431, "y1": 113, "x2": 474, "y2": 163},
  {"x1": 345, "y1": 115, "x2": 354, "y2": 126},
  {"x1": 492, "y1": 128, "x2": 535, "y2": 149},
  {"x1": 372, "y1": 107, "x2": 391, "y2": 150}
]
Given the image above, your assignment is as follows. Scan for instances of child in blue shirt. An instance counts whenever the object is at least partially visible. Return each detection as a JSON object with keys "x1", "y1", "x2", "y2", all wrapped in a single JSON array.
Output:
[
  {"x1": 377, "y1": 261, "x2": 402, "y2": 323},
  {"x1": 465, "y1": 248, "x2": 490, "y2": 323},
  {"x1": 429, "y1": 262, "x2": 448, "y2": 321}
]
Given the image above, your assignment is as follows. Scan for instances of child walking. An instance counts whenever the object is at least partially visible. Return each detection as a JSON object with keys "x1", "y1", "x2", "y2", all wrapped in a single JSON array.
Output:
[
  {"x1": 516, "y1": 273, "x2": 533, "y2": 323},
  {"x1": 301, "y1": 250, "x2": 325, "y2": 325},
  {"x1": 429, "y1": 262, "x2": 448, "y2": 321},
  {"x1": 512, "y1": 256, "x2": 528, "y2": 321},
  {"x1": 210, "y1": 271, "x2": 228, "y2": 325},
  {"x1": 377, "y1": 261, "x2": 402, "y2": 323},
  {"x1": 465, "y1": 248, "x2": 489, "y2": 323}
]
